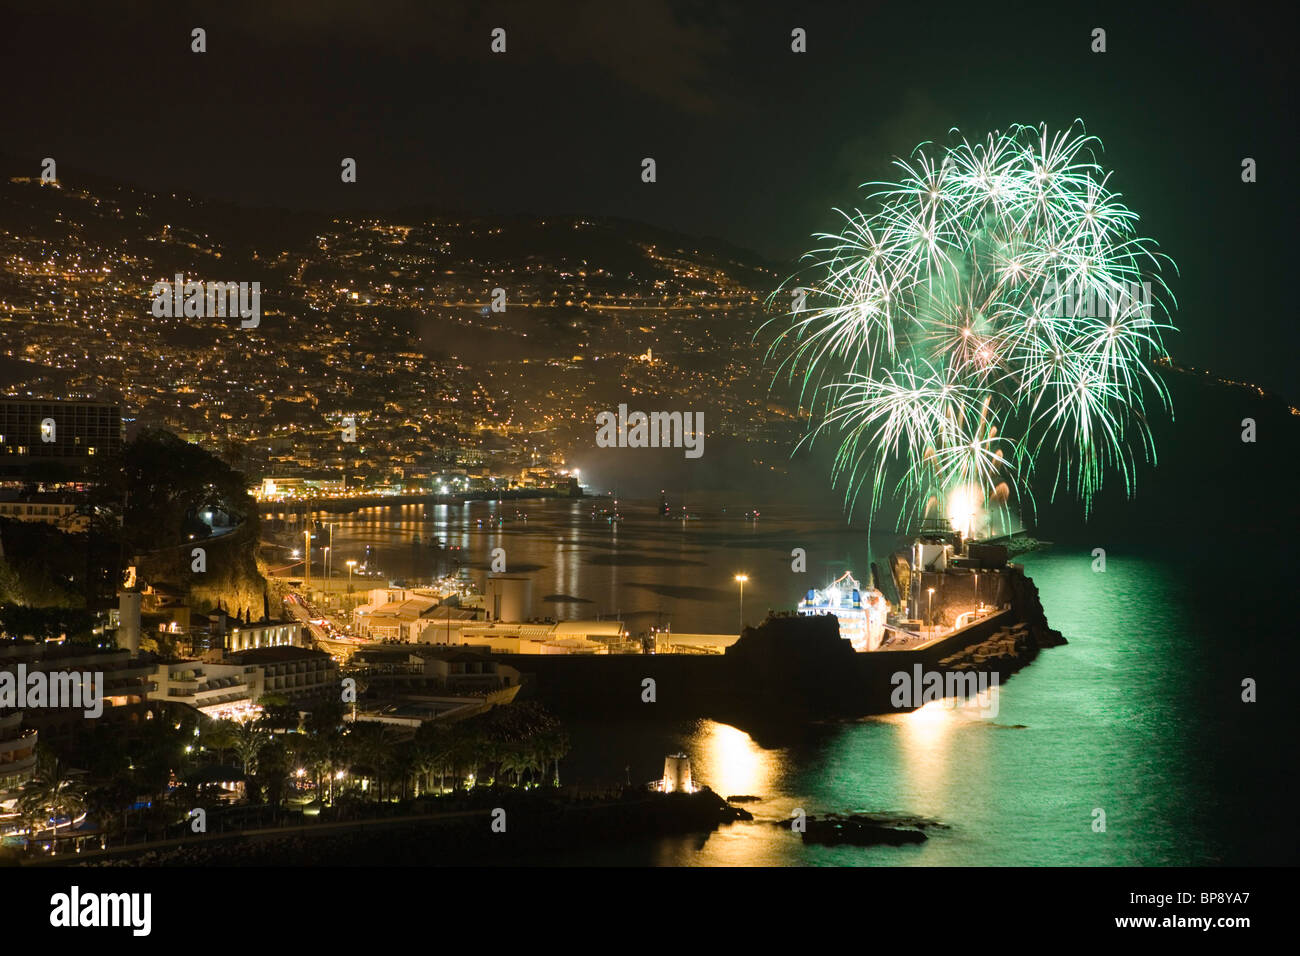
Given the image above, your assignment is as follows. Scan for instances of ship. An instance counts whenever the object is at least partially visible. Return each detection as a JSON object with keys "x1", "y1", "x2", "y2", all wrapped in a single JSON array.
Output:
[{"x1": 796, "y1": 570, "x2": 889, "y2": 652}]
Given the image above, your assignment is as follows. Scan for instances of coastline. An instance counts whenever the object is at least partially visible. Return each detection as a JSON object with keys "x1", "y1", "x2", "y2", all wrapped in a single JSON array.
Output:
[
  {"x1": 35, "y1": 789, "x2": 748, "y2": 868},
  {"x1": 489, "y1": 565, "x2": 1066, "y2": 744}
]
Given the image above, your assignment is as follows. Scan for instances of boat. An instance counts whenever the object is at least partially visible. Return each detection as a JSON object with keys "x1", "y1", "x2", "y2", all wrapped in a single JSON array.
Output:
[{"x1": 796, "y1": 570, "x2": 890, "y2": 652}]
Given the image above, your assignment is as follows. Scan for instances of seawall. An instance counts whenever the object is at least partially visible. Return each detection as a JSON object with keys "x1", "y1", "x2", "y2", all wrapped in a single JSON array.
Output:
[{"x1": 492, "y1": 564, "x2": 1065, "y2": 740}]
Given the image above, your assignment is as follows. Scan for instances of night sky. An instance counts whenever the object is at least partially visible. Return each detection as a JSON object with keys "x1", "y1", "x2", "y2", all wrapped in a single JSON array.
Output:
[{"x1": 1, "y1": 1, "x2": 1294, "y2": 392}]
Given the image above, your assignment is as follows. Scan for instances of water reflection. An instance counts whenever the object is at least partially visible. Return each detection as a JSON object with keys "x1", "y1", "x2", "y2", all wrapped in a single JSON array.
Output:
[
  {"x1": 310, "y1": 496, "x2": 873, "y2": 633},
  {"x1": 689, "y1": 722, "x2": 780, "y2": 798},
  {"x1": 266, "y1": 501, "x2": 1289, "y2": 864}
]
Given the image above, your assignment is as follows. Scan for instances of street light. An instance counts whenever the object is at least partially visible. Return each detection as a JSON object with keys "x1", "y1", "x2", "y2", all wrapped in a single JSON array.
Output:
[
  {"x1": 927, "y1": 587, "x2": 935, "y2": 639},
  {"x1": 734, "y1": 574, "x2": 749, "y2": 634},
  {"x1": 346, "y1": 559, "x2": 357, "y2": 593},
  {"x1": 323, "y1": 546, "x2": 331, "y2": 584},
  {"x1": 303, "y1": 529, "x2": 311, "y2": 587}
]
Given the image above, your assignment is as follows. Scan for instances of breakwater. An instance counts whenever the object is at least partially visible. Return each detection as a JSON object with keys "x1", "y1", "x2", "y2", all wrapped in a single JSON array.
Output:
[
  {"x1": 495, "y1": 565, "x2": 1065, "y2": 743},
  {"x1": 259, "y1": 487, "x2": 583, "y2": 517}
]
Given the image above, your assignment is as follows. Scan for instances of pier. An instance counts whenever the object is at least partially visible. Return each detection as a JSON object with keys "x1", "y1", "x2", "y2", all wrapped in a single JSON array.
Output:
[{"x1": 257, "y1": 486, "x2": 583, "y2": 518}]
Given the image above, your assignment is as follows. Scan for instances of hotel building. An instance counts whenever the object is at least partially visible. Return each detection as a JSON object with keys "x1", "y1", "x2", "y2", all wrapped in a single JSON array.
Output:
[
  {"x1": 0, "y1": 711, "x2": 37, "y2": 832},
  {"x1": 0, "y1": 398, "x2": 122, "y2": 477}
]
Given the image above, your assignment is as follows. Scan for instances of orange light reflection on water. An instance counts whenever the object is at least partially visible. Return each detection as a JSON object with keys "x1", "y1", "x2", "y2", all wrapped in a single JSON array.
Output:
[{"x1": 689, "y1": 722, "x2": 780, "y2": 798}]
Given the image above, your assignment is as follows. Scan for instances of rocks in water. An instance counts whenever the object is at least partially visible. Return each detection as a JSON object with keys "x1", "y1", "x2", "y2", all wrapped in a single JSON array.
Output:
[
  {"x1": 1006, "y1": 536, "x2": 1048, "y2": 556},
  {"x1": 782, "y1": 812, "x2": 943, "y2": 847},
  {"x1": 689, "y1": 788, "x2": 753, "y2": 822},
  {"x1": 936, "y1": 571, "x2": 1068, "y2": 671},
  {"x1": 938, "y1": 624, "x2": 1032, "y2": 670},
  {"x1": 1006, "y1": 570, "x2": 1067, "y2": 648}
]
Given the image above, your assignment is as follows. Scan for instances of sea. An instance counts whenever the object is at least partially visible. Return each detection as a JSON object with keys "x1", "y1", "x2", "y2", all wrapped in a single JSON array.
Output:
[{"x1": 306, "y1": 493, "x2": 1293, "y2": 866}]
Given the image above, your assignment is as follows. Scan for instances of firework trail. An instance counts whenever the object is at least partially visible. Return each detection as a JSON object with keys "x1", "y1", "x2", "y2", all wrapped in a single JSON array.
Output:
[{"x1": 765, "y1": 121, "x2": 1178, "y2": 532}]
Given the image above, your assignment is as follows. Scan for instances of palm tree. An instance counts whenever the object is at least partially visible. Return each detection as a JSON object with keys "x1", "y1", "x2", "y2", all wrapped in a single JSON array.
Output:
[
  {"x1": 84, "y1": 772, "x2": 135, "y2": 848},
  {"x1": 257, "y1": 694, "x2": 299, "y2": 733},
  {"x1": 345, "y1": 722, "x2": 395, "y2": 801},
  {"x1": 497, "y1": 744, "x2": 529, "y2": 788},
  {"x1": 410, "y1": 732, "x2": 451, "y2": 798},
  {"x1": 413, "y1": 722, "x2": 454, "y2": 795},
  {"x1": 203, "y1": 718, "x2": 240, "y2": 766},
  {"x1": 232, "y1": 721, "x2": 269, "y2": 777},
  {"x1": 446, "y1": 721, "x2": 489, "y2": 790},
  {"x1": 292, "y1": 733, "x2": 329, "y2": 800},
  {"x1": 18, "y1": 752, "x2": 87, "y2": 847},
  {"x1": 324, "y1": 726, "x2": 349, "y2": 804},
  {"x1": 537, "y1": 728, "x2": 569, "y2": 787},
  {"x1": 390, "y1": 741, "x2": 417, "y2": 801},
  {"x1": 254, "y1": 737, "x2": 292, "y2": 810}
]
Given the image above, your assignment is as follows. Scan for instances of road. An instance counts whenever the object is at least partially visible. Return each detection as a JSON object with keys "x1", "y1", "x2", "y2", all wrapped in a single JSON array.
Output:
[{"x1": 283, "y1": 591, "x2": 364, "y2": 648}]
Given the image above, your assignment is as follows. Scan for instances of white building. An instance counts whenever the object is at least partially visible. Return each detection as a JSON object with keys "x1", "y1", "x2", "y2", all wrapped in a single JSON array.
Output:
[
  {"x1": 353, "y1": 596, "x2": 441, "y2": 642},
  {"x1": 0, "y1": 711, "x2": 37, "y2": 832},
  {"x1": 225, "y1": 618, "x2": 305, "y2": 653},
  {"x1": 148, "y1": 647, "x2": 337, "y2": 718},
  {"x1": 148, "y1": 661, "x2": 260, "y2": 720},
  {"x1": 430, "y1": 619, "x2": 625, "y2": 655}
]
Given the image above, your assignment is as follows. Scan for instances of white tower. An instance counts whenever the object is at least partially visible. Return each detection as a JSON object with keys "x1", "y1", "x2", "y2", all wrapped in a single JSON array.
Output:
[
  {"x1": 661, "y1": 753, "x2": 693, "y2": 793},
  {"x1": 117, "y1": 590, "x2": 142, "y2": 656}
]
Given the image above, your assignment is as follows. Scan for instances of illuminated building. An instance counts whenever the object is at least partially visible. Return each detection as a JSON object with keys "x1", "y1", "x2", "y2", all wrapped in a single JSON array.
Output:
[
  {"x1": 147, "y1": 647, "x2": 335, "y2": 718},
  {"x1": 0, "y1": 644, "x2": 153, "y2": 739},
  {"x1": 0, "y1": 711, "x2": 37, "y2": 833},
  {"x1": 659, "y1": 753, "x2": 695, "y2": 793},
  {"x1": 0, "y1": 398, "x2": 122, "y2": 477},
  {"x1": 0, "y1": 495, "x2": 90, "y2": 532}
]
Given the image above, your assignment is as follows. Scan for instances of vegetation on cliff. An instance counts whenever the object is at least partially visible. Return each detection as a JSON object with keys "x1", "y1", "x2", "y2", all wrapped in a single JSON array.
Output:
[{"x1": 0, "y1": 429, "x2": 268, "y2": 631}]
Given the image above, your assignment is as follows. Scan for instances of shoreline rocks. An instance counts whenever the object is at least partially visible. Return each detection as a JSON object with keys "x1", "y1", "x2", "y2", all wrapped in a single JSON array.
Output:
[{"x1": 781, "y1": 812, "x2": 946, "y2": 847}]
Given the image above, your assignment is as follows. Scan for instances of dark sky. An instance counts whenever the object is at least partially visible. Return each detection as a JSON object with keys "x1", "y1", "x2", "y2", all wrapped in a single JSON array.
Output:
[{"x1": 1, "y1": 0, "x2": 1294, "y2": 393}]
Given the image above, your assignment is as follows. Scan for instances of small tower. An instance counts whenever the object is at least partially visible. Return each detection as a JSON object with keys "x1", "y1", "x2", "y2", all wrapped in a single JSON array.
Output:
[
  {"x1": 117, "y1": 588, "x2": 142, "y2": 656},
  {"x1": 661, "y1": 753, "x2": 694, "y2": 793}
]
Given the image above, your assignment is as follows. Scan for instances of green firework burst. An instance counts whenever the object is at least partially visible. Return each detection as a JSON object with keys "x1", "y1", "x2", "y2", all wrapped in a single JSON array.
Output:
[{"x1": 766, "y1": 121, "x2": 1178, "y2": 532}]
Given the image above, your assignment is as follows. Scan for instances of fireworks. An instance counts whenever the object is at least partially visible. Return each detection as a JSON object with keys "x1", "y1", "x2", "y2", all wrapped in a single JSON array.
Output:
[{"x1": 767, "y1": 121, "x2": 1178, "y2": 531}]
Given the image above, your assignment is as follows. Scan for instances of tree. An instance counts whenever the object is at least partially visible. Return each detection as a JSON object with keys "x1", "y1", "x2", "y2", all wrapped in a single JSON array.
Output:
[
  {"x1": 303, "y1": 697, "x2": 345, "y2": 736},
  {"x1": 203, "y1": 719, "x2": 240, "y2": 766},
  {"x1": 253, "y1": 737, "x2": 292, "y2": 809},
  {"x1": 445, "y1": 720, "x2": 489, "y2": 791},
  {"x1": 538, "y1": 728, "x2": 569, "y2": 787},
  {"x1": 257, "y1": 695, "x2": 299, "y2": 733},
  {"x1": 412, "y1": 722, "x2": 454, "y2": 796},
  {"x1": 232, "y1": 721, "x2": 269, "y2": 776},
  {"x1": 0, "y1": 605, "x2": 95, "y2": 640},
  {"x1": 292, "y1": 732, "x2": 330, "y2": 801},
  {"x1": 345, "y1": 721, "x2": 395, "y2": 801},
  {"x1": 497, "y1": 744, "x2": 529, "y2": 788},
  {"x1": 87, "y1": 428, "x2": 256, "y2": 555},
  {"x1": 390, "y1": 740, "x2": 416, "y2": 801},
  {"x1": 18, "y1": 751, "x2": 87, "y2": 846},
  {"x1": 84, "y1": 772, "x2": 135, "y2": 848}
]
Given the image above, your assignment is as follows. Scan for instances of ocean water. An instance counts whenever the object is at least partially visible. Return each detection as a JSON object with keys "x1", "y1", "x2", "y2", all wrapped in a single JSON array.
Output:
[
  {"x1": 308, "y1": 495, "x2": 874, "y2": 634},
  {"x1": 310, "y1": 499, "x2": 1293, "y2": 865}
]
